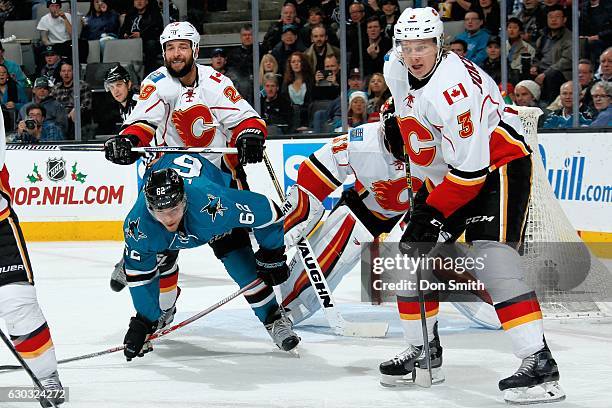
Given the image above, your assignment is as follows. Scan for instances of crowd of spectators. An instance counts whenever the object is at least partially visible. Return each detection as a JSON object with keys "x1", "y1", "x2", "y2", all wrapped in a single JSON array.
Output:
[
  {"x1": 249, "y1": 0, "x2": 610, "y2": 132},
  {"x1": 1, "y1": 0, "x2": 611, "y2": 142}
]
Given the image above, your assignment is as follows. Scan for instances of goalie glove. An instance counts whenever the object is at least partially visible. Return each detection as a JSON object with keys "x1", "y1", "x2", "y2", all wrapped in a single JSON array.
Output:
[{"x1": 282, "y1": 184, "x2": 324, "y2": 248}]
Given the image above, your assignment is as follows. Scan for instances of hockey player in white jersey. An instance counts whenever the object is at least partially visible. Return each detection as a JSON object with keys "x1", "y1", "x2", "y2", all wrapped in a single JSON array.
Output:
[
  {"x1": 280, "y1": 99, "x2": 410, "y2": 323},
  {"x1": 379, "y1": 7, "x2": 564, "y2": 404},
  {"x1": 0, "y1": 108, "x2": 64, "y2": 407},
  {"x1": 103, "y1": 22, "x2": 274, "y2": 332},
  {"x1": 280, "y1": 98, "x2": 499, "y2": 329}
]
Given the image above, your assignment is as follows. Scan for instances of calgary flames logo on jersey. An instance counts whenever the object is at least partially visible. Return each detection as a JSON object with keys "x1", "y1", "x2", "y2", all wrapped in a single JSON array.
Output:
[
  {"x1": 172, "y1": 104, "x2": 217, "y2": 147},
  {"x1": 371, "y1": 178, "x2": 410, "y2": 212}
]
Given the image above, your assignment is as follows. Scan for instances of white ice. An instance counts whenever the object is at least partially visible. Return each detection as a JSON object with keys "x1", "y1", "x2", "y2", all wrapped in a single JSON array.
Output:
[{"x1": 1, "y1": 242, "x2": 611, "y2": 407}]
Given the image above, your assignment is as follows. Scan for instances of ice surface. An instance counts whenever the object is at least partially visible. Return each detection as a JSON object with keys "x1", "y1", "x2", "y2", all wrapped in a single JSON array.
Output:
[{"x1": 1, "y1": 242, "x2": 611, "y2": 407}]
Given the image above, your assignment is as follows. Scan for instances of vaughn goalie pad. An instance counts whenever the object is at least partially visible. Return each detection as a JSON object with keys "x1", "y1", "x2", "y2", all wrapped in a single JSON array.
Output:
[{"x1": 280, "y1": 205, "x2": 374, "y2": 325}]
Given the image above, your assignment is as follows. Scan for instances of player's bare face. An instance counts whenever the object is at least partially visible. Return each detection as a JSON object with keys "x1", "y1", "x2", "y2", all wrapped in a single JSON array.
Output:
[
  {"x1": 151, "y1": 201, "x2": 186, "y2": 232},
  {"x1": 164, "y1": 40, "x2": 195, "y2": 78},
  {"x1": 400, "y1": 39, "x2": 437, "y2": 79}
]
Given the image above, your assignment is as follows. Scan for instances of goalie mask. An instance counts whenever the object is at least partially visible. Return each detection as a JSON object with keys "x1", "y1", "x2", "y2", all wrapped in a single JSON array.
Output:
[{"x1": 380, "y1": 98, "x2": 404, "y2": 162}]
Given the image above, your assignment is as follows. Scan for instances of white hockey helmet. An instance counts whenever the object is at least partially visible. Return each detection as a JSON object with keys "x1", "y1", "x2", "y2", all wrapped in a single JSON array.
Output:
[
  {"x1": 160, "y1": 22, "x2": 201, "y2": 58},
  {"x1": 393, "y1": 7, "x2": 444, "y2": 76}
]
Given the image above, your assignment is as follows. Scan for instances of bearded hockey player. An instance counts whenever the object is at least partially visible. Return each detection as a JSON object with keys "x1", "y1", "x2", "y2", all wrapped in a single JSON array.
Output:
[
  {"x1": 121, "y1": 153, "x2": 299, "y2": 358},
  {"x1": 379, "y1": 7, "x2": 564, "y2": 404},
  {"x1": 104, "y1": 22, "x2": 268, "y2": 328},
  {"x1": 0, "y1": 109, "x2": 64, "y2": 407},
  {"x1": 280, "y1": 99, "x2": 499, "y2": 330}
]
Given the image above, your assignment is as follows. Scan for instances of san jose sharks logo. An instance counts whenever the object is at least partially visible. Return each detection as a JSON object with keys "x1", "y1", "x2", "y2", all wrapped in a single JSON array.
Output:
[
  {"x1": 200, "y1": 194, "x2": 227, "y2": 222},
  {"x1": 125, "y1": 218, "x2": 147, "y2": 242}
]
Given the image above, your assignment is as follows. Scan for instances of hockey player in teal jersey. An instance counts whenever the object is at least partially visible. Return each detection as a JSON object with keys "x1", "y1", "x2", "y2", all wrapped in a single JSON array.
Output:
[{"x1": 121, "y1": 153, "x2": 299, "y2": 360}]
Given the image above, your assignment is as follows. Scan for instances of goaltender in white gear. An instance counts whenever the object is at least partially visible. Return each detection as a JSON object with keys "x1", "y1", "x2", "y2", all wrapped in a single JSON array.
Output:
[
  {"x1": 380, "y1": 6, "x2": 564, "y2": 404},
  {"x1": 279, "y1": 99, "x2": 500, "y2": 330}
]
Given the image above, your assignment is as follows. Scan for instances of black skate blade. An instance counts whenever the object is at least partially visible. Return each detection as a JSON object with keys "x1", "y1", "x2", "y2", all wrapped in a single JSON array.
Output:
[{"x1": 503, "y1": 381, "x2": 566, "y2": 405}]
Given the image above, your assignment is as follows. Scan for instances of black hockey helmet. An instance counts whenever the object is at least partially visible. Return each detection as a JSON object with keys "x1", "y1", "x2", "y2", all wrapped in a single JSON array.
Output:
[
  {"x1": 380, "y1": 97, "x2": 405, "y2": 162},
  {"x1": 104, "y1": 64, "x2": 130, "y2": 91},
  {"x1": 144, "y1": 168, "x2": 185, "y2": 211}
]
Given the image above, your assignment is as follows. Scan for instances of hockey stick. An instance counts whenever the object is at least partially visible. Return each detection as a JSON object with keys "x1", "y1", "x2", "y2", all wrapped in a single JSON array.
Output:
[
  {"x1": 402, "y1": 148, "x2": 433, "y2": 388},
  {"x1": 0, "y1": 328, "x2": 58, "y2": 407},
  {"x1": 263, "y1": 152, "x2": 388, "y2": 337},
  {"x1": 0, "y1": 278, "x2": 262, "y2": 372},
  {"x1": 58, "y1": 145, "x2": 239, "y2": 154}
]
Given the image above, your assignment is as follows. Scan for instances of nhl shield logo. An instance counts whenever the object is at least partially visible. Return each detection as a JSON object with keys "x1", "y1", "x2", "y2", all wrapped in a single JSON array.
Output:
[{"x1": 47, "y1": 158, "x2": 66, "y2": 182}]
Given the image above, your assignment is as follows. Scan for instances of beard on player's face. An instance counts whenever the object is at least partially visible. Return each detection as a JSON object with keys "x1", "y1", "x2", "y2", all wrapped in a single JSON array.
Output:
[{"x1": 165, "y1": 53, "x2": 195, "y2": 78}]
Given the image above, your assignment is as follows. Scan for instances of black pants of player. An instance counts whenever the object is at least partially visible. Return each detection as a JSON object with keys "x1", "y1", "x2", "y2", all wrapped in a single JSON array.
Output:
[
  {"x1": 441, "y1": 155, "x2": 533, "y2": 247},
  {"x1": 0, "y1": 206, "x2": 34, "y2": 287}
]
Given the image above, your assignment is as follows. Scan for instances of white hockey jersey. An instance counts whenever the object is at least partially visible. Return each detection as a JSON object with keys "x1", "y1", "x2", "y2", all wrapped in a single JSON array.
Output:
[
  {"x1": 120, "y1": 64, "x2": 266, "y2": 185},
  {"x1": 296, "y1": 121, "x2": 411, "y2": 220},
  {"x1": 383, "y1": 51, "x2": 531, "y2": 218}
]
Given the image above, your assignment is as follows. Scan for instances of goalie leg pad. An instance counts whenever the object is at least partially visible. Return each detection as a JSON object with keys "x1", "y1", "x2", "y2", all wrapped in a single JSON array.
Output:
[
  {"x1": 280, "y1": 205, "x2": 374, "y2": 324},
  {"x1": 0, "y1": 284, "x2": 58, "y2": 379},
  {"x1": 283, "y1": 184, "x2": 325, "y2": 248}
]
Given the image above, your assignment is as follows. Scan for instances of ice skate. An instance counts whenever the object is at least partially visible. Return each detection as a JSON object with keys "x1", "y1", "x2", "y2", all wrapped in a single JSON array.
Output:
[
  {"x1": 379, "y1": 323, "x2": 444, "y2": 387},
  {"x1": 265, "y1": 308, "x2": 300, "y2": 354},
  {"x1": 499, "y1": 344, "x2": 565, "y2": 404},
  {"x1": 110, "y1": 258, "x2": 127, "y2": 292},
  {"x1": 38, "y1": 370, "x2": 64, "y2": 407}
]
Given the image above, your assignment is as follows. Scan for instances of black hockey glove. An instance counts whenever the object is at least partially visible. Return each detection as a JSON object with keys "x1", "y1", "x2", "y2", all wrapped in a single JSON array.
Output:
[
  {"x1": 104, "y1": 135, "x2": 141, "y2": 165},
  {"x1": 236, "y1": 128, "x2": 265, "y2": 165},
  {"x1": 399, "y1": 203, "x2": 445, "y2": 257},
  {"x1": 255, "y1": 246, "x2": 289, "y2": 286},
  {"x1": 123, "y1": 313, "x2": 157, "y2": 361}
]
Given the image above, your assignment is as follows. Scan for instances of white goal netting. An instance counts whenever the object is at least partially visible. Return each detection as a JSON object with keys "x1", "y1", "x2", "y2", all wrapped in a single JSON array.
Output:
[{"x1": 518, "y1": 106, "x2": 612, "y2": 320}]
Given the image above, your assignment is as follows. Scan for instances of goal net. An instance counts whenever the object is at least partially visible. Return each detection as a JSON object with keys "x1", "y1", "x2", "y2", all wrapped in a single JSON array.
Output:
[{"x1": 517, "y1": 106, "x2": 612, "y2": 320}]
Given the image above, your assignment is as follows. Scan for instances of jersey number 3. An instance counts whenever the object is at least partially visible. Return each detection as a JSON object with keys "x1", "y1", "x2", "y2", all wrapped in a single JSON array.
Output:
[{"x1": 457, "y1": 111, "x2": 474, "y2": 138}]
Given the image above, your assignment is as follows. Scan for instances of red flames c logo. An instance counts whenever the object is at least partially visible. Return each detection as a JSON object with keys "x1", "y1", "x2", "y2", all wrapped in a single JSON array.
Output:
[
  {"x1": 171, "y1": 104, "x2": 216, "y2": 147},
  {"x1": 371, "y1": 177, "x2": 410, "y2": 212}
]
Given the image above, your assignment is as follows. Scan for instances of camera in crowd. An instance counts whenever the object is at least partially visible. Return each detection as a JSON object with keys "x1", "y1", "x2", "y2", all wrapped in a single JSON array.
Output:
[
  {"x1": 317, "y1": 70, "x2": 334, "y2": 86},
  {"x1": 25, "y1": 119, "x2": 38, "y2": 130}
]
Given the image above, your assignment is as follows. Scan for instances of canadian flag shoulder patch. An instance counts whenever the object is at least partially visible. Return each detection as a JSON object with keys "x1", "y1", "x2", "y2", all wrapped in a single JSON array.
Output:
[{"x1": 443, "y1": 83, "x2": 468, "y2": 105}]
